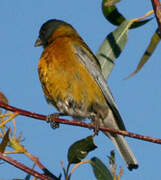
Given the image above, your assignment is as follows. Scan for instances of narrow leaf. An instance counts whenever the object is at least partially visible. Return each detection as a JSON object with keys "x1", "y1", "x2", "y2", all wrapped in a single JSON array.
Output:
[
  {"x1": 0, "y1": 129, "x2": 10, "y2": 153},
  {"x1": 68, "y1": 136, "x2": 97, "y2": 164},
  {"x1": 104, "y1": 0, "x2": 121, "y2": 6},
  {"x1": 24, "y1": 174, "x2": 31, "y2": 180},
  {"x1": 0, "y1": 91, "x2": 8, "y2": 104},
  {"x1": 43, "y1": 168, "x2": 61, "y2": 180},
  {"x1": 102, "y1": 0, "x2": 152, "y2": 29},
  {"x1": 102, "y1": 0, "x2": 125, "y2": 26},
  {"x1": 96, "y1": 20, "x2": 133, "y2": 79},
  {"x1": 127, "y1": 28, "x2": 161, "y2": 78},
  {"x1": 90, "y1": 157, "x2": 113, "y2": 180},
  {"x1": 9, "y1": 136, "x2": 26, "y2": 153}
]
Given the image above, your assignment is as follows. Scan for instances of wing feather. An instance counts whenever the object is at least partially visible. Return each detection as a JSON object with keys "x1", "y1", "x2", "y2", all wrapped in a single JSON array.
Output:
[{"x1": 73, "y1": 44, "x2": 126, "y2": 130}]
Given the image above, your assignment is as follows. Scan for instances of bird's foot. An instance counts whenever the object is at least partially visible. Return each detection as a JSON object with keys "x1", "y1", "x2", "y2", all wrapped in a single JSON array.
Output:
[
  {"x1": 46, "y1": 113, "x2": 64, "y2": 129},
  {"x1": 91, "y1": 121, "x2": 100, "y2": 137},
  {"x1": 89, "y1": 114, "x2": 100, "y2": 136}
]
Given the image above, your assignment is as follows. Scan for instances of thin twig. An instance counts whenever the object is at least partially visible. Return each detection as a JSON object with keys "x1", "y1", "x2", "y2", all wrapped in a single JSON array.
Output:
[
  {"x1": 0, "y1": 152, "x2": 51, "y2": 180},
  {"x1": 0, "y1": 112, "x2": 19, "y2": 128},
  {"x1": 69, "y1": 160, "x2": 90, "y2": 178}
]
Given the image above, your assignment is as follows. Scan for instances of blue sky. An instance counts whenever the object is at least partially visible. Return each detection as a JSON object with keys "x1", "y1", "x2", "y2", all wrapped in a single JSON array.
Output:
[{"x1": 0, "y1": 0, "x2": 161, "y2": 179}]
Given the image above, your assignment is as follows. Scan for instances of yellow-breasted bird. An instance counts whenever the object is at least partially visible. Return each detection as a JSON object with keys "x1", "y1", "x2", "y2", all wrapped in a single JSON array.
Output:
[{"x1": 35, "y1": 19, "x2": 138, "y2": 170}]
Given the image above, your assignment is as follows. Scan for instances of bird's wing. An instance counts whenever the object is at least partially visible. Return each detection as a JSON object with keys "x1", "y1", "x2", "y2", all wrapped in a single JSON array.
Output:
[{"x1": 73, "y1": 44, "x2": 126, "y2": 130}]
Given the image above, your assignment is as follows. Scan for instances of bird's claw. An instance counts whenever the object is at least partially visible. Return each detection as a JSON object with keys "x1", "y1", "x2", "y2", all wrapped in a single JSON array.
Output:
[
  {"x1": 91, "y1": 121, "x2": 100, "y2": 137},
  {"x1": 46, "y1": 113, "x2": 61, "y2": 129},
  {"x1": 50, "y1": 121, "x2": 60, "y2": 129}
]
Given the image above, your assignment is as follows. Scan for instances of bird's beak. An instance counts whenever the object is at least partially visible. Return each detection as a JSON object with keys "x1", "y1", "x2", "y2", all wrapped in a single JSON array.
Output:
[{"x1": 34, "y1": 38, "x2": 43, "y2": 47}]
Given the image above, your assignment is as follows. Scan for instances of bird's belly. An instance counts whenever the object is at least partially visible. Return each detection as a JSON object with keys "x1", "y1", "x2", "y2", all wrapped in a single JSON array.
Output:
[{"x1": 39, "y1": 63, "x2": 107, "y2": 118}]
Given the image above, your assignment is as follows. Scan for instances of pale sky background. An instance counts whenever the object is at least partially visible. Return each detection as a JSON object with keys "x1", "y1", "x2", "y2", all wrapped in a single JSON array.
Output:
[{"x1": 0, "y1": 0, "x2": 161, "y2": 180}]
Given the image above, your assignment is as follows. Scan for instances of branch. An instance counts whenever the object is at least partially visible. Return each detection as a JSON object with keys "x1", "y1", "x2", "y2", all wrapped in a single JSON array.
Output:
[
  {"x1": 151, "y1": 0, "x2": 161, "y2": 33},
  {"x1": 0, "y1": 102, "x2": 161, "y2": 144},
  {"x1": 0, "y1": 152, "x2": 51, "y2": 180}
]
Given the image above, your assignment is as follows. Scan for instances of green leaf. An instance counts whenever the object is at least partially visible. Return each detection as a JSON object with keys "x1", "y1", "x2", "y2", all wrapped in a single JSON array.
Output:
[
  {"x1": 104, "y1": 0, "x2": 121, "y2": 6},
  {"x1": 24, "y1": 174, "x2": 31, "y2": 180},
  {"x1": 0, "y1": 129, "x2": 10, "y2": 153},
  {"x1": 131, "y1": 18, "x2": 153, "y2": 29},
  {"x1": 43, "y1": 168, "x2": 61, "y2": 180},
  {"x1": 96, "y1": 20, "x2": 133, "y2": 79},
  {"x1": 108, "y1": 150, "x2": 116, "y2": 173},
  {"x1": 126, "y1": 28, "x2": 161, "y2": 78},
  {"x1": 68, "y1": 136, "x2": 97, "y2": 164},
  {"x1": 102, "y1": 0, "x2": 125, "y2": 26},
  {"x1": 102, "y1": 0, "x2": 152, "y2": 29},
  {"x1": 90, "y1": 157, "x2": 113, "y2": 180}
]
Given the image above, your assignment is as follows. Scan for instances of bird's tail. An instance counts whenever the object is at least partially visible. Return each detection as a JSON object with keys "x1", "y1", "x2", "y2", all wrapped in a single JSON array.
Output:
[{"x1": 103, "y1": 131, "x2": 138, "y2": 170}]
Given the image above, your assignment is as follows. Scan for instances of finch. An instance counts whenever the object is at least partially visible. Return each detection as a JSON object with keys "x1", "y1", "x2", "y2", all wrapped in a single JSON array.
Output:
[{"x1": 35, "y1": 19, "x2": 138, "y2": 170}]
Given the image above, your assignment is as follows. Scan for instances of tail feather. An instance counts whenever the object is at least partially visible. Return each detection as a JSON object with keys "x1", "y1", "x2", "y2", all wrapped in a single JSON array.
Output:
[{"x1": 103, "y1": 131, "x2": 138, "y2": 170}]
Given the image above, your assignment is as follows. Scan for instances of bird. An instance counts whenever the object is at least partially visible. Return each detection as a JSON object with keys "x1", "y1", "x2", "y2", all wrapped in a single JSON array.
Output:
[{"x1": 35, "y1": 19, "x2": 138, "y2": 170}]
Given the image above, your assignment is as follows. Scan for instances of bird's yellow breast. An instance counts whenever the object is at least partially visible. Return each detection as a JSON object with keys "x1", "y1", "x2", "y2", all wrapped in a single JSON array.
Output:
[{"x1": 38, "y1": 37, "x2": 107, "y2": 110}]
